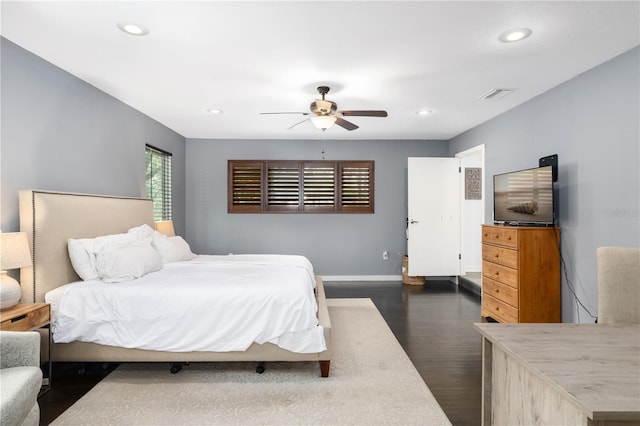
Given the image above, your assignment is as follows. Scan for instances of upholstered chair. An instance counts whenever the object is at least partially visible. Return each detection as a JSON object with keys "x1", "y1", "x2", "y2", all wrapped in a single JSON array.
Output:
[
  {"x1": 0, "y1": 331, "x2": 41, "y2": 426},
  {"x1": 597, "y1": 247, "x2": 640, "y2": 324}
]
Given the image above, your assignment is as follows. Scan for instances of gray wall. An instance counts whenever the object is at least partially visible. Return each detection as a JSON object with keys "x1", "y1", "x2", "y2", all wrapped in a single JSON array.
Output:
[
  {"x1": 0, "y1": 38, "x2": 186, "y2": 234},
  {"x1": 4, "y1": 35, "x2": 638, "y2": 322},
  {"x1": 185, "y1": 139, "x2": 448, "y2": 276},
  {"x1": 449, "y1": 47, "x2": 640, "y2": 323}
]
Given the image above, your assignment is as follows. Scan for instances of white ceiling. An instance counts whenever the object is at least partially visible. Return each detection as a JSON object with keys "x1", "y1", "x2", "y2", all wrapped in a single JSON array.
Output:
[{"x1": 1, "y1": 1, "x2": 639, "y2": 140}]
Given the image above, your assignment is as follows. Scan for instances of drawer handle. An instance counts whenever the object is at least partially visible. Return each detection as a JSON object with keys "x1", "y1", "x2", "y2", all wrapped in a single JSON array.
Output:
[
  {"x1": 494, "y1": 254, "x2": 499, "y2": 258},
  {"x1": 11, "y1": 314, "x2": 27, "y2": 323},
  {"x1": 495, "y1": 289, "x2": 500, "y2": 294}
]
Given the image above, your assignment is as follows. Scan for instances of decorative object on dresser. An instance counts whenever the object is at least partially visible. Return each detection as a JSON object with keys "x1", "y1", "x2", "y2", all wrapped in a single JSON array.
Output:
[
  {"x1": 481, "y1": 225, "x2": 561, "y2": 323},
  {"x1": 0, "y1": 232, "x2": 32, "y2": 310}
]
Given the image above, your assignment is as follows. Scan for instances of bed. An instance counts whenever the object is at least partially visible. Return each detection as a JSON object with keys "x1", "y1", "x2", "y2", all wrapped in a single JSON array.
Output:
[{"x1": 18, "y1": 190, "x2": 331, "y2": 377}]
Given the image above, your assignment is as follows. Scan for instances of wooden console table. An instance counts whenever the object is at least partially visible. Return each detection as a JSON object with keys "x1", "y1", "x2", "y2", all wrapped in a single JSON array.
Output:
[{"x1": 474, "y1": 323, "x2": 640, "y2": 425}]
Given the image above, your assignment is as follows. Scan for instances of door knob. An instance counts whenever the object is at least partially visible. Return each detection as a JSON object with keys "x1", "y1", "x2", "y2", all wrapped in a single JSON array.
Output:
[{"x1": 410, "y1": 219, "x2": 419, "y2": 224}]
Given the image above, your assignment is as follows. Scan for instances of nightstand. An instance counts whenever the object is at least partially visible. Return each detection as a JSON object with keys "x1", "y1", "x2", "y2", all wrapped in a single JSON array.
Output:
[{"x1": 0, "y1": 303, "x2": 52, "y2": 393}]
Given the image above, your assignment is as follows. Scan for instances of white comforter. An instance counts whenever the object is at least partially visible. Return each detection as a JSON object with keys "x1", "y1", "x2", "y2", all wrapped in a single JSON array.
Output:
[{"x1": 47, "y1": 255, "x2": 326, "y2": 354}]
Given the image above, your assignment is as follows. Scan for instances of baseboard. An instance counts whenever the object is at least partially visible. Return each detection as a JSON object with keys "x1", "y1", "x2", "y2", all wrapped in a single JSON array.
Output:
[
  {"x1": 321, "y1": 275, "x2": 402, "y2": 282},
  {"x1": 458, "y1": 276, "x2": 482, "y2": 296},
  {"x1": 321, "y1": 275, "x2": 461, "y2": 282}
]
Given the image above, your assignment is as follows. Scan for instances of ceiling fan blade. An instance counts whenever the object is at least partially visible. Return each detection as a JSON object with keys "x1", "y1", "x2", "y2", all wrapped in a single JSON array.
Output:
[
  {"x1": 340, "y1": 110, "x2": 388, "y2": 117},
  {"x1": 287, "y1": 117, "x2": 311, "y2": 130},
  {"x1": 260, "y1": 112, "x2": 310, "y2": 115},
  {"x1": 335, "y1": 117, "x2": 359, "y2": 131}
]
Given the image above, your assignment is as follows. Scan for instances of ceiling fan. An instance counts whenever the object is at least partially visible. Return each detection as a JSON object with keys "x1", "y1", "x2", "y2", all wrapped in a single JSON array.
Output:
[{"x1": 260, "y1": 86, "x2": 388, "y2": 131}]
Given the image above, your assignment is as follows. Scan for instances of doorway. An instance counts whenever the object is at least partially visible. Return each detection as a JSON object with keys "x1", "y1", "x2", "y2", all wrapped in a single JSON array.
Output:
[{"x1": 455, "y1": 145, "x2": 485, "y2": 290}]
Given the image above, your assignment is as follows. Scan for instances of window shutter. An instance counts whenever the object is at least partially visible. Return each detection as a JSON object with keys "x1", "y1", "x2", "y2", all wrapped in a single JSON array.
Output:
[
  {"x1": 228, "y1": 160, "x2": 373, "y2": 214},
  {"x1": 267, "y1": 162, "x2": 301, "y2": 211},
  {"x1": 340, "y1": 161, "x2": 374, "y2": 212},
  {"x1": 228, "y1": 161, "x2": 263, "y2": 213},
  {"x1": 303, "y1": 162, "x2": 336, "y2": 211}
]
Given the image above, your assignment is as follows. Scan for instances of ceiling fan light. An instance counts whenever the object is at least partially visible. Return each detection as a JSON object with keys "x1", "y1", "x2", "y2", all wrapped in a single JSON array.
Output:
[{"x1": 311, "y1": 115, "x2": 336, "y2": 130}]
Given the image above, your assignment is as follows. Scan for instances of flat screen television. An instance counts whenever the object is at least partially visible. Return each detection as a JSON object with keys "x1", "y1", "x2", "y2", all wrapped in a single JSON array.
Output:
[{"x1": 493, "y1": 165, "x2": 555, "y2": 226}]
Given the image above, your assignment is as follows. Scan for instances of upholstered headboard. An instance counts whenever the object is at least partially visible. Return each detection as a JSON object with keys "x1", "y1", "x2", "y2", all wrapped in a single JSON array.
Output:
[{"x1": 19, "y1": 190, "x2": 155, "y2": 303}]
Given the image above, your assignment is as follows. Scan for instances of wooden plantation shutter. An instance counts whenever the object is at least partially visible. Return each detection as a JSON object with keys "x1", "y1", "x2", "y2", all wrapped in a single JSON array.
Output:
[
  {"x1": 267, "y1": 162, "x2": 300, "y2": 211},
  {"x1": 340, "y1": 161, "x2": 374, "y2": 212},
  {"x1": 228, "y1": 160, "x2": 373, "y2": 213},
  {"x1": 303, "y1": 162, "x2": 336, "y2": 212},
  {"x1": 228, "y1": 161, "x2": 263, "y2": 212}
]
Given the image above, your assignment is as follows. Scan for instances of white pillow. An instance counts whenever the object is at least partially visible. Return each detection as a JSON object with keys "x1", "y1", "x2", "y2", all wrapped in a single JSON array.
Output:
[
  {"x1": 127, "y1": 224, "x2": 155, "y2": 240},
  {"x1": 95, "y1": 242, "x2": 163, "y2": 283},
  {"x1": 68, "y1": 239, "x2": 100, "y2": 281},
  {"x1": 68, "y1": 232, "x2": 139, "y2": 281},
  {"x1": 152, "y1": 232, "x2": 196, "y2": 264}
]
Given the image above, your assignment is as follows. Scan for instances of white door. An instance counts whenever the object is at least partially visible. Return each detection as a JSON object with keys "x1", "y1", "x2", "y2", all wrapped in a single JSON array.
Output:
[{"x1": 407, "y1": 157, "x2": 462, "y2": 276}]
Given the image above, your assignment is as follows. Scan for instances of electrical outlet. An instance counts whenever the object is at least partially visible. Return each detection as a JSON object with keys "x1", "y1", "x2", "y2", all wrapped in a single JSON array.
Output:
[{"x1": 383, "y1": 250, "x2": 389, "y2": 260}]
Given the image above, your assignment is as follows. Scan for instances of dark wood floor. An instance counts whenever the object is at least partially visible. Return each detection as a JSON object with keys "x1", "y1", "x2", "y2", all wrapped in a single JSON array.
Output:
[{"x1": 38, "y1": 280, "x2": 482, "y2": 426}]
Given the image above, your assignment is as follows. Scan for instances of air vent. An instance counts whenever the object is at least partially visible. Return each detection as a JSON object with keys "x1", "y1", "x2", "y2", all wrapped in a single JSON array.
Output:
[{"x1": 478, "y1": 88, "x2": 515, "y2": 100}]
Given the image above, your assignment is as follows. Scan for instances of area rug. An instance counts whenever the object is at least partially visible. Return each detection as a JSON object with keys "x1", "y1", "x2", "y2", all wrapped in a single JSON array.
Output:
[{"x1": 51, "y1": 298, "x2": 451, "y2": 425}]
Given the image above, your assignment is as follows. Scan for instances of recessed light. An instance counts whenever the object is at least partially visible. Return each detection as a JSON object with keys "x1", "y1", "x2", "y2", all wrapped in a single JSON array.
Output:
[
  {"x1": 416, "y1": 109, "x2": 432, "y2": 116},
  {"x1": 498, "y1": 28, "x2": 532, "y2": 43},
  {"x1": 117, "y1": 23, "x2": 149, "y2": 36},
  {"x1": 207, "y1": 108, "x2": 223, "y2": 115}
]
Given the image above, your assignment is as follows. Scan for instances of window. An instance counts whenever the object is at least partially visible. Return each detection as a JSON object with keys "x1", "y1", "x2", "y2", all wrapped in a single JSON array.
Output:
[
  {"x1": 145, "y1": 145, "x2": 172, "y2": 220},
  {"x1": 228, "y1": 160, "x2": 374, "y2": 213}
]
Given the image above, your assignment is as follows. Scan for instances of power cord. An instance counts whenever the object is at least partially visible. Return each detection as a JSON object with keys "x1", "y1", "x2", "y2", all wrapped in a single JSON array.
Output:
[{"x1": 552, "y1": 226, "x2": 598, "y2": 322}]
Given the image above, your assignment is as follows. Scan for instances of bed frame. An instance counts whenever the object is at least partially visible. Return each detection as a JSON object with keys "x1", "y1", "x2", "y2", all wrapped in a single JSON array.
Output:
[{"x1": 19, "y1": 190, "x2": 331, "y2": 377}]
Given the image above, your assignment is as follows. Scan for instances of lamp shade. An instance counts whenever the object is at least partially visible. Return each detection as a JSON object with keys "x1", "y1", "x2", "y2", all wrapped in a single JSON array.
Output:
[
  {"x1": 311, "y1": 115, "x2": 336, "y2": 130},
  {"x1": 155, "y1": 220, "x2": 176, "y2": 237},
  {"x1": 1, "y1": 232, "x2": 32, "y2": 270}
]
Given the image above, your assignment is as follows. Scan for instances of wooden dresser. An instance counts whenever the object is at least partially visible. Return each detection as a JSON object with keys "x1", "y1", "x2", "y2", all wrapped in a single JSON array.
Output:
[{"x1": 481, "y1": 225, "x2": 561, "y2": 323}]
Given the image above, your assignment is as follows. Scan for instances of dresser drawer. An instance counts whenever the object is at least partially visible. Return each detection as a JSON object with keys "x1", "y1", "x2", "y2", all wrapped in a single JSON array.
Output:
[
  {"x1": 482, "y1": 226, "x2": 518, "y2": 249},
  {"x1": 0, "y1": 304, "x2": 50, "y2": 331},
  {"x1": 483, "y1": 277, "x2": 518, "y2": 308},
  {"x1": 482, "y1": 293, "x2": 518, "y2": 323},
  {"x1": 482, "y1": 260, "x2": 518, "y2": 288},
  {"x1": 482, "y1": 244, "x2": 518, "y2": 269}
]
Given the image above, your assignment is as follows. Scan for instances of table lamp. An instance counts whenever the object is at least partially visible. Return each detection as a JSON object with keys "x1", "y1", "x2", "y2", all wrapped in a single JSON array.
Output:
[
  {"x1": 0, "y1": 232, "x2": 32, "y2": 310},
  {"x1": 155, "y1": 220, "x2": 176, "y2": 237}
]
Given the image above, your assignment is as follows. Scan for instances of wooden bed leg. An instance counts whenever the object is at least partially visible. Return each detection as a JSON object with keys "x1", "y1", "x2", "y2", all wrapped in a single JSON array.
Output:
[{"x1": 319, "y1": 360, "x2": 330, "y2": 378}]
